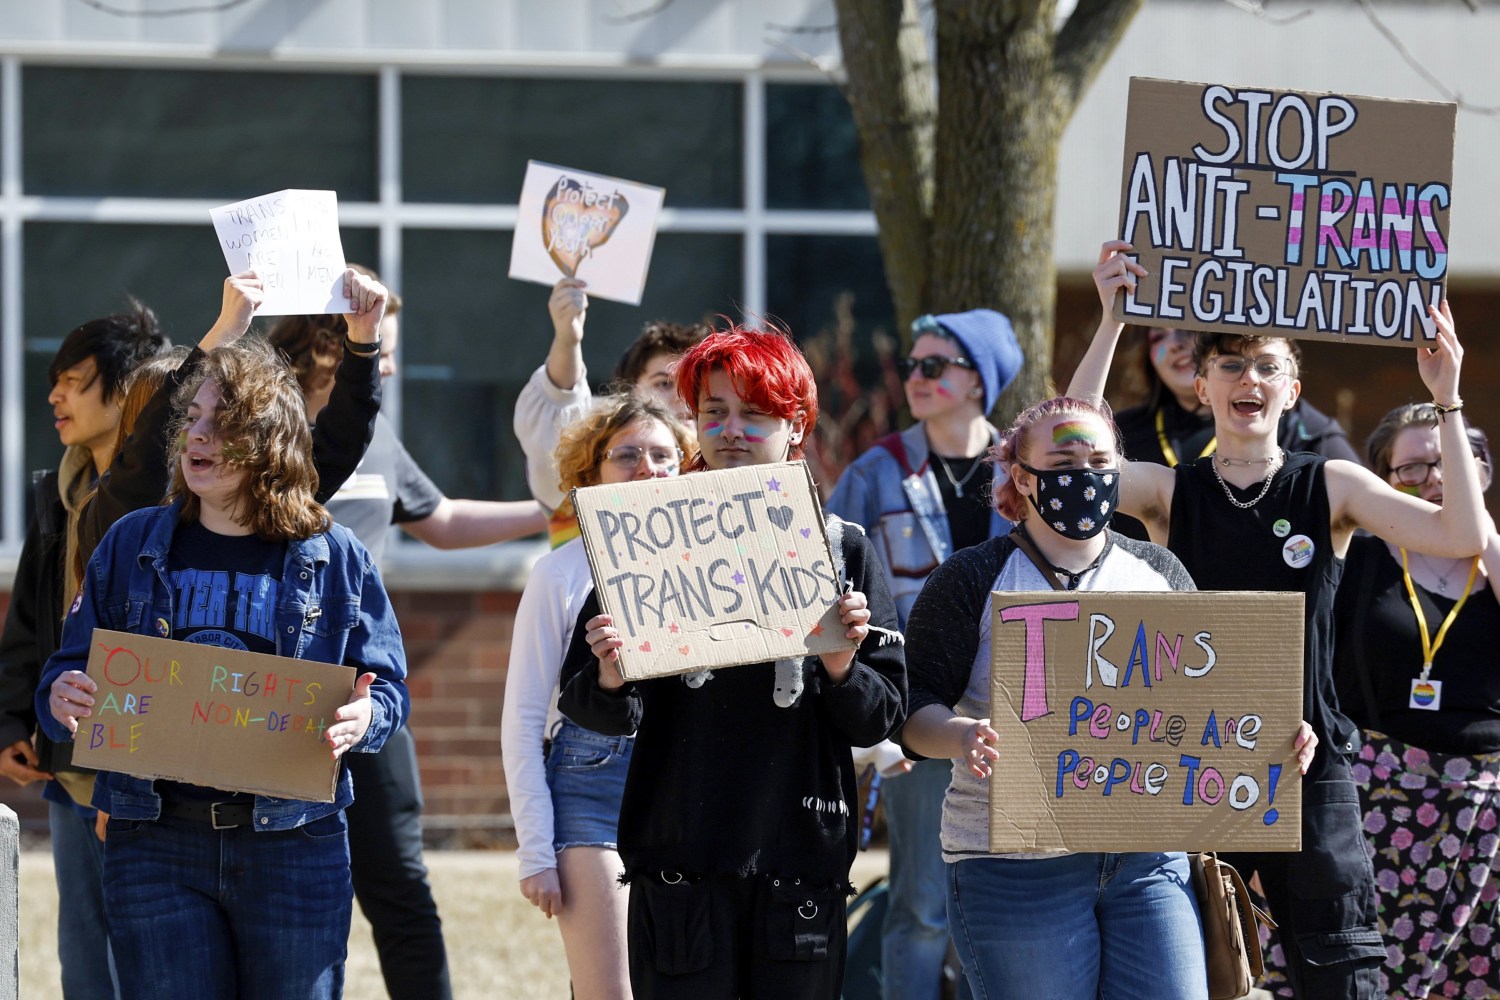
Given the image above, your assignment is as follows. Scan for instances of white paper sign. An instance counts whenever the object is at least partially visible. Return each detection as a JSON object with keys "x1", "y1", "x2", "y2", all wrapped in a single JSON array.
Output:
[
  {"x1": 210, "y1": 189, "x2": 350, "y2": 316},
  {"x1": 508, "y1": 161, "x2": 665, "y2": 306}
]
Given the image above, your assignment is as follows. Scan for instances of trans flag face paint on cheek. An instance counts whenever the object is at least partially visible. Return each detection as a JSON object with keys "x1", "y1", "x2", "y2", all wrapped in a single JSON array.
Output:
[
  {"x1": 936, "y1": 379, "x2": 956, "y2": 399},
  {"x1": 702, "y1": 422, "x2": 724, "y2": 437},
  {"x1": 743, "y1": 425, "x2": 768, "y2": 443}
]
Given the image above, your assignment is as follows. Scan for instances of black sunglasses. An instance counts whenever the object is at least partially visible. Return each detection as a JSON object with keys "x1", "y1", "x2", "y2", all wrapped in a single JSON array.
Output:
[{"x1": 899, "y1": 355, "x2": 976, "y2": 381}]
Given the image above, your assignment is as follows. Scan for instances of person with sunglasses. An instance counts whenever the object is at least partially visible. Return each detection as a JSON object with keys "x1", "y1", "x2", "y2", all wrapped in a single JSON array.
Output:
[
  {"x1": 826, "y1": 309, "x2": 1021, "y2": 1000},
  {"x1": 1069, "y1": 239, "x2": 1491, "y2": 1000},
  {"x1": 1108, "y1": 324, "x2": 1358, "y2": 541},
  {"x1": 502, "y1": 392, "x2": 693, "y2": 1000},
  {"x1": 1330, "y1": 405, "x2": 1500, "y2": 999}
]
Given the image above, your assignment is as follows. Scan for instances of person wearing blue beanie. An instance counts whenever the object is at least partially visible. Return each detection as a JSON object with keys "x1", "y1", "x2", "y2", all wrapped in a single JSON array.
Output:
[{"x1": 826, "y1": 307, "x2": 1022, "y2": 1000}]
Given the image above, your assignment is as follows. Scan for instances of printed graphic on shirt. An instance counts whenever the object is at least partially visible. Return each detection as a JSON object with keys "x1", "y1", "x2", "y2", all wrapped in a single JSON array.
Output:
[
  {"x1": 168, "y1": 569, "x2": 280, "y2": 651},
  {"x1": 331, "y1": 471, "x2": 391, "y2": 502}
]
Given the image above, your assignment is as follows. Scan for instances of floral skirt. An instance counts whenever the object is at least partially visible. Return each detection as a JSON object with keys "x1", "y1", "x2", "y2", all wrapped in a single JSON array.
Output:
[{"x1": 1260, "y1": 732, "x2": 1500, "y2": 999}]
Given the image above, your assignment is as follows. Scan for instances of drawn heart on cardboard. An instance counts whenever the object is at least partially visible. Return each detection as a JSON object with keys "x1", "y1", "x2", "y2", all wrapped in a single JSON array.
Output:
[
  {"x1": 638, "y1": 641, "x2": 652, "y2": 653},
  {"x1": 542, "y1": 176, "x2": 630, "y2": 278},
  {"x1": 799, "y1": 527, "x2": 811, "y2": 538},
  {"x1": 678, "y1": 645, "x2": 691, "y2": 655},
  {"x1": 767, "y1": 506, "x2": 795, "y2": 531},
  {"x1": 780, "y1": 627, "x2": 794, "y2": 637}
]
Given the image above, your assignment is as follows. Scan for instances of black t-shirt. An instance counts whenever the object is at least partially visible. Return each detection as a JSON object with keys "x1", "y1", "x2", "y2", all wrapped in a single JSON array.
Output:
[
  {"x1": 929, "y1": 452, "x2": 994, "y2": 553},
  {"x1": 1333, "y1": 535, "x2": 1500, "y2": 755},
  {"x1": 1168, "y1": 452, "x2": 1355, "y2": 776},
  {"x1": 162, "y1": 519, "x2": 287, "y2": 803},
  {"x1": 324, "y1": 413, "x2": 443, "y2": 562}
]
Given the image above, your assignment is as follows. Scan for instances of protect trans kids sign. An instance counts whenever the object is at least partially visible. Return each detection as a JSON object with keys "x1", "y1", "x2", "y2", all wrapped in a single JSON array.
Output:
[{"x1": 989, "y1": 592, "x2": 1304, "y2": 852}]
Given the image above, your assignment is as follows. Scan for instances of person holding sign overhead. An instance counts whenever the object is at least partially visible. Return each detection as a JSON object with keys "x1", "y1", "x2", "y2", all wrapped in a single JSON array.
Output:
[
  {"x1": 503, "y1": 392, "x2": 693, "y2": 1000},
  {"x1": 559, "y1": 325, "x2": 907, "y2": 999},
  {"x1": 1332, "y1": 405, "x2": 1500, "y2": 999},
  {"x1": 1070, "y1": 239, "x2": 1491, "y2": 999},
  {"x1": 39, "y1": 338, "x2": 409, "y2": 1000},
  {"x1": 900, "y1": 394, "x2": 1288, "y2": 999},
  {"x1": 825, "y1": 308, "x2": 1021, "y2": 1000},
  {"x1": 1108, "y1": 323, "x2": 1358, "y2": 541}
]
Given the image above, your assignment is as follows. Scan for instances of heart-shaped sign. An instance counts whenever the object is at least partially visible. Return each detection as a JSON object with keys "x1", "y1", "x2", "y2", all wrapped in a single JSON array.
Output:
[
  {"x1": 767, "y1": 506, "x2": 796, "y2": 531},
  {"x1": 542, "y1": 176, "x2": 630, "y2": 278}
]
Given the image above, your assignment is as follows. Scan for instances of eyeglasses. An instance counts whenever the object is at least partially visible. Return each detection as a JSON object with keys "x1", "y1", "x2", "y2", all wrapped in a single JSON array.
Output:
[
  {"x1": 899, "y1": 355, "x2": 976, "y2": 381},
  {"x1": 1391, "y1": 454, "x2": 1494, "y2": 488},
  {"x1": 1206, "y1": 354, "x2": 1296, "y2": 383},
  {"x1": 604, "y1": 445, "x2": 681, "y2": 473}
]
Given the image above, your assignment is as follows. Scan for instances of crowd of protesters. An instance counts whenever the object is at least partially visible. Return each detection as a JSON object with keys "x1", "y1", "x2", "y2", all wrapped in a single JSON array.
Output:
[{"x1": 0, "y1": 236, "x2": 1493, "y2": 1000}]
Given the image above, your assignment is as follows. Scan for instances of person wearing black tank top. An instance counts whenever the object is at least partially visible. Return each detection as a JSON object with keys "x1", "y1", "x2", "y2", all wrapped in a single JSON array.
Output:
[{"x1": 1069, "y1": 240, "x2": 1491, "y2": 1000}]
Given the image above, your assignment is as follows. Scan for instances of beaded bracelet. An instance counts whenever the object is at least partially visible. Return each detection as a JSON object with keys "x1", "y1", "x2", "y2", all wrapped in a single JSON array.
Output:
[{"x1": 1433, "y1": 399, "x2": 1464, "y2": 422}]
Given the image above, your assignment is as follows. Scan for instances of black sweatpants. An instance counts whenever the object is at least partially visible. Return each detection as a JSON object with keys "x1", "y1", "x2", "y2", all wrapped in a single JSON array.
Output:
[
  {"x1": 346, "y1": 725, "x2": 453, "y2": 1000},
  {"x1": 627, "y1": 871, "x2": 849, "y2": 999},
  {"x1": 1223, "y1": 756, "x2": 1386, "y2": 1000}
]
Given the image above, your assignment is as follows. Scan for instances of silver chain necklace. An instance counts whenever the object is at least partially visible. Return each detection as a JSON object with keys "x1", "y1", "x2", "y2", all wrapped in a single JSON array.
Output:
[
  {"x1": 933, "y1": 452, "x2": 986, "y2": 498},
  {"x1": 1418, "y1": 553, "x2": 1460, "y2": 595},
  {"x1": 1212, "y1": 451, "x2": 1284, "y2": 509}
]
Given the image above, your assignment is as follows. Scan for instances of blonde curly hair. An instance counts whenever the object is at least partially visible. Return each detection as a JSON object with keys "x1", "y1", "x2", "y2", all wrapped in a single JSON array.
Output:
[{"x1": 555, "y1": 392, "x2": 694, "y2": 495}]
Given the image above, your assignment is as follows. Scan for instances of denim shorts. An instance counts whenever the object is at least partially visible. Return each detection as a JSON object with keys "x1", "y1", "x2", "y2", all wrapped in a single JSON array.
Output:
[{"x1": 545, "y1": 719, "x2": 632, "y2": 852}]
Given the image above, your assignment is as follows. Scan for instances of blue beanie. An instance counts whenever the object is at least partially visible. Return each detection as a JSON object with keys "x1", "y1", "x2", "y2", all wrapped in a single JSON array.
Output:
[{"x1": 918, "y1": 309, "x2": 1023, "y2": 414}]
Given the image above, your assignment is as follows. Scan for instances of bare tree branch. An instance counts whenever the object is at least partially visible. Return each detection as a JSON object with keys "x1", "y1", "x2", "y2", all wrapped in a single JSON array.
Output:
[
  {"x1": 1355, "y1": 0, "x2": 1500, "y2": 115},
  {"x1": 1053, "y1": 0, "x2": 1143, "y2": 117},
  {"x1": 74, "y1": 0, "x2": 253, "y2": 16},
  {"x1": 1216, "y1": 0, "x2": 1313, "y2": 26}
]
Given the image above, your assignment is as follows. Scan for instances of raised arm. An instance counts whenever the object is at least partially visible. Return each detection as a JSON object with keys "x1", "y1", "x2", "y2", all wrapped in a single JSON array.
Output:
[
  {"x1": 1066, "y1": 240, "x2": 1147, "y2": 404},
  {"x1": 545, "y1": 278, "x2": 588, "y2": 392},
  {"x1": 1329, "y1": 303, "x2": 1488, "y2": 558},
  {"x1": 400, "y1": 498, "x2": 548, "y2": 549},
  {"x1": 310, "y1": 268, "x2": 387, "y2": 505}
]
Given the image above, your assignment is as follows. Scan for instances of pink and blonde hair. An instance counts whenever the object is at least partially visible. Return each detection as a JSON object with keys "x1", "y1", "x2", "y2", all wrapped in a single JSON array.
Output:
[{"x1": 991, "y1": 396, "x2": 1122, "y2": 522}]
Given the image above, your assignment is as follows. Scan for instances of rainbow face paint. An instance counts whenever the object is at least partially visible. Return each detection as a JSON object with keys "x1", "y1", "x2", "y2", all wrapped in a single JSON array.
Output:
[
  {"x1": 1052, "y1": 420, "x2": 1099, "y2": 449},
  {"x1": 1394, "y1": 482, "x2": 1422, "y2": 497}
]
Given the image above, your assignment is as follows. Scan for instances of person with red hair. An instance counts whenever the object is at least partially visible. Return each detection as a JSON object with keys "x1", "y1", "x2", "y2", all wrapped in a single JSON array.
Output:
[{"x1": 559, "y1": 325, "x2": 908, "y2": 999}]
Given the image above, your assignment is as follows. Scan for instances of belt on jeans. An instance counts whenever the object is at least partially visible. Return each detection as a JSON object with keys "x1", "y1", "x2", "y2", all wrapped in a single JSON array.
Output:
[{"x1": 160, "y1": 800, "x2": 254, "y2": 829}]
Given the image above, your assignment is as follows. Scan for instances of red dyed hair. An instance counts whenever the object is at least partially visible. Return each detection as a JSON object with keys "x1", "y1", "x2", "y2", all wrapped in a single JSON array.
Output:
[
  {"x1": 991, "y1": 396, "x2": 1123, "y2": 523},
  {"x1": 675, "y1": 323, "x2": 818, "y2": 472}
]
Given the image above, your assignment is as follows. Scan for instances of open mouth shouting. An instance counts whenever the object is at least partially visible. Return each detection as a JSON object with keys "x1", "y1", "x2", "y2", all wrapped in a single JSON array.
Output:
[{"x1": 1231, "y1": 394, "x2": 1266, "y2": 418}]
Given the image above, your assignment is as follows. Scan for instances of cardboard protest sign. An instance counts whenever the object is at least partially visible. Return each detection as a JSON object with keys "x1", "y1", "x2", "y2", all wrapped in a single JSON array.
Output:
[
  {"x1": 988, "y1": 592, "x2": 1303, "y2": 853},
  {"x1": 508, "y1": 161, "x2": 665, "y2": 305},
  {"x1": 1115, "y1": 78, "x2": 1455, "y2": 346},
  {"x1": 210, "y1": 189, "x2": 351, "y2": 315},
  {"x1": 572, "y1": 461, "x2": 857, "y2": 681},
  {"x1": 71, "y1": 629, "x2": 354, "y2": 802}
]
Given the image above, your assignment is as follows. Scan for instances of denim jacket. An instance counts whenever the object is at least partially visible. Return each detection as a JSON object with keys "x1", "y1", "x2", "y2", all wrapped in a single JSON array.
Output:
[
  {"x1": 36, "y1": 503, "x2": 409, "y2": 831},
  {"x1": 826, "y1": 422, "x2": 1011, "y2": 629}
]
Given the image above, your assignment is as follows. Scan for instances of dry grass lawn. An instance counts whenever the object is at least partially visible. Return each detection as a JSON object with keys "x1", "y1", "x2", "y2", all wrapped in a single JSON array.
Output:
[{"x1": 19, "y1": 847, "x2": 892, "y2": 998}]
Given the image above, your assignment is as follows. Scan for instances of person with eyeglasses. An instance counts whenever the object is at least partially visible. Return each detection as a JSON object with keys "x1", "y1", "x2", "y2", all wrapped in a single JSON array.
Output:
[
  {"x1": 1329, "y1": 405, "x2": 1500, "y2": 999},
  {"x1": 502, "y1": 392, "x2": 693, "y2": 1000},
  {"x1": 559, "y1": 325, "x2": 906, "y2": 999},
  {"x1": 825, "y1": 309, "x2": 1021, "y2": 1000},
  {"x1": 1069, "y1": 239, "x2": 1491, "y2": 1000},
  {"x1": 1108, "y1": 324, "x2": 1359, "y2": 542}
]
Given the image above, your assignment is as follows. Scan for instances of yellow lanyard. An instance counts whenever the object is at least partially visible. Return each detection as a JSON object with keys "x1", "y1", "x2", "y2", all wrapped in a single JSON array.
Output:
[
  {"x1": 1398, "y1": 549, "x2": 1480, "y2": 679},
  {"x1": 1155, "y1": 407, "x2": 1216, "y2": 469}
]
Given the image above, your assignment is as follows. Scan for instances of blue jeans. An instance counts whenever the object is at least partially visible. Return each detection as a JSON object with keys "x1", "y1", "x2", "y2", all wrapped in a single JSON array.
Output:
[
  {"x1": 49, "y1": 798, "x2": 118, "y2": 1000},
  {"x1": 102, "y1": 809, "x2": 354, "y2": 999},
  {"x1": 546, "y1": 719, "x2": 632, "y2": 850},
  {"x1": 880, "y1": 757, "x2": 950, "y2": 1000},
  {"x1": 947, "y1": 852, "x2": 1207, "y2": 1000}
]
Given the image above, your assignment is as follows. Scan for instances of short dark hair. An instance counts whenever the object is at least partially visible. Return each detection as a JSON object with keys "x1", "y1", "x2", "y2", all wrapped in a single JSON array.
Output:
[
  {"x1": 612, "y1": 320, "x2": 711, "y2": 387},
  {"x1": 265, "y1": 263, "x2": 400, "y2": 396},
  {"x1": 47, "y1": 299, "x2": 168, "y2": 403},
  {"x1": 1191, "y1": 332, "x2": 1301, "y2": 378}
]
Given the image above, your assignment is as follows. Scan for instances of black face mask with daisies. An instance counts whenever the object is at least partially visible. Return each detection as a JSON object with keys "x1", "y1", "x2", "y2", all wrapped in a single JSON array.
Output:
[{"x1": 1019, "y1": 465, "x2": 1120, "y2": 541}]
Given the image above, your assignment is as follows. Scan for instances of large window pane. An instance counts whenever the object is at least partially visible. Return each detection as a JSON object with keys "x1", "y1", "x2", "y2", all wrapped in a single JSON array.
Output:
[
  {"x1": 765, "y1": 84, "x2": 869, "y2": 211},
  {"x1": 402, "y1": 77, "x2": 742, "y2": 208},
  {"x1": 22, "y1": 222, "x2": 377, "y2": 486},
  {"x1": 399, "y1": 229, "x2": 743, "y2": 502},
  {"x1": 23, "y1": 67, "x2": 378, "y2": 200}
]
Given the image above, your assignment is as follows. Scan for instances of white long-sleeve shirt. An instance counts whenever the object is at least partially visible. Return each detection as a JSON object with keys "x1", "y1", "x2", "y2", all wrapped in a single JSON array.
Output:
[
  {"x1": 512, "y1": 363, "x2": 594, "y2": 513},
  {"x1": 500, "y1": 538, "x2": 598, "y2": 879}
]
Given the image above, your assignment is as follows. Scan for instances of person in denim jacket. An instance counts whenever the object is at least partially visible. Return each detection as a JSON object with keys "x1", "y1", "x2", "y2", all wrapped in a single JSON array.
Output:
[
  {"x1": 39, "y1": 338, "x2": 409, "y2": 1000},
  {"x1": 825, "y1": 309, "x2": 1021, "y2": 1000}
]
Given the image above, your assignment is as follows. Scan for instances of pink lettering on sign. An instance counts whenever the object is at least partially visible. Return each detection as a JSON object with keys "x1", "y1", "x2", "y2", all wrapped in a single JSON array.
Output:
[{"x1": 998, "y1": 601, "x2": 1081, "y2": 722}]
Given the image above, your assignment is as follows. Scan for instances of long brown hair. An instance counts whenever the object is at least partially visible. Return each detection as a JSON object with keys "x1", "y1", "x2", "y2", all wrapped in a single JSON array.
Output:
[{"x1": 166, "y1": 338, "x2": 329, "y2": 540}]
